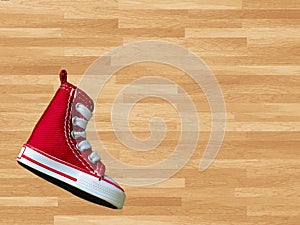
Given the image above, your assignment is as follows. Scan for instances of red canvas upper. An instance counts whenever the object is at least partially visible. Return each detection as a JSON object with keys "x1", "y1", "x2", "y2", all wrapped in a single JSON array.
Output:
[{"x1": 27, "y1": 70, "x2": 105, "y2": 177}]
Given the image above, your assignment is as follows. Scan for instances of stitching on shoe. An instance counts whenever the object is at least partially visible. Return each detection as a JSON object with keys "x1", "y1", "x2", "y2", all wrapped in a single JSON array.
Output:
[
  {"x1": 68, "y1": 89, "x2": 96, "y2": 173},
  {"x1": 77, "y1": 89, "x2": 93, "y2": 108},
  {"x1": 64, "y1": 88, "x2": 93, "y2": 173},
  {"x1": 60, "y1": 84, "x2": 73, "y2": 90},
  {"x1": 60, "y1": 87, "x2": 71, "y2": 91},
  {"x1": 71, "y1": 89, "x2": 97, "y2": 173},
  {"x1": 77, "y1": 96, "x2": 91, "y2": 110},
  {"x1": 65, "y1": 89, "x2": 94, "y2": 172}
]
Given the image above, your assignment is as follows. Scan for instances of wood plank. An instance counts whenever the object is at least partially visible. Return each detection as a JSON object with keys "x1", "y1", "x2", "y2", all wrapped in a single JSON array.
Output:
[{"x1": 1, "y1": 0, "x2": 299, "y2": 224}]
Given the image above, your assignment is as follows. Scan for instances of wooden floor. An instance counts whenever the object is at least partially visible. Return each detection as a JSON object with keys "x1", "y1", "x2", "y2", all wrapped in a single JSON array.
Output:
[{"x1": 1, "y1": 0, "x2": 300, "y2": 224}]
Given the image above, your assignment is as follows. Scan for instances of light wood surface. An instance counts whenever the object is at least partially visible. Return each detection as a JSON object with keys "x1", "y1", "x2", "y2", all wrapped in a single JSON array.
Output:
[{"x1": 1, "y1": 0, "x2": 300, "y2": 224}]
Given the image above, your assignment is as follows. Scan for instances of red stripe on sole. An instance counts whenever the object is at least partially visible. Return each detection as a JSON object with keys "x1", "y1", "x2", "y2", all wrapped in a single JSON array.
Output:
[
  {"x1": 21, "y1": 146, "x2": 124, "y2": 192},
  {"x1": 102, "y1": 177, "x2": 124, "y2": 192},
  {"x1": 25, "y1": 144, "x2": 92, "y2": 175},
  {"x1": 22, "y1": 155, "x2": 77, "y2": 182}
]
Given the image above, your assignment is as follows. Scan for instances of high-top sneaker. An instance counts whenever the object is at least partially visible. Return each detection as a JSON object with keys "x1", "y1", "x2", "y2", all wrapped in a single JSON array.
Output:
[{"x1": 17, "y1": 70, "x2": 126, "y2": 209}]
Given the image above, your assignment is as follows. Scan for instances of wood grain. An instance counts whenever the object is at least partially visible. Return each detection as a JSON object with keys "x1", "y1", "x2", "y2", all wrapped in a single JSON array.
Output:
[{"x1": 0, "y1": 0, "x2": 299, "y2": 224}]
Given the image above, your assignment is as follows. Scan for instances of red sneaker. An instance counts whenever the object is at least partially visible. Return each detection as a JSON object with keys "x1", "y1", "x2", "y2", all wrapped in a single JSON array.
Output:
[{"x1": 17, "y1": 70, "x2": 126, "y2": 209}]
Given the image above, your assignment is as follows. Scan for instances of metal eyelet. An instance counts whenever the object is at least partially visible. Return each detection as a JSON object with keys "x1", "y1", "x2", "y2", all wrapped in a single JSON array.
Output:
[
  {"x1": 88, "y1": 152, "x2": 100, "y2": 164},
  {"x1": 72, "y1": 116, "x2": 77, "y2": 126},
  {"x1": 75, "y1": 102, "x2": 82, "y2": 109},
  {"x1": 71, "y1": 130, "x2": 75, "y2": 139}
]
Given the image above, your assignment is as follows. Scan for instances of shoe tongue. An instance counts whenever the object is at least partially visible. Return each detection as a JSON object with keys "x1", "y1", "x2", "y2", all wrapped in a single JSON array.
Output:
[{"x1": 74, "y1": 88, "x2": 94, "y2": 112}]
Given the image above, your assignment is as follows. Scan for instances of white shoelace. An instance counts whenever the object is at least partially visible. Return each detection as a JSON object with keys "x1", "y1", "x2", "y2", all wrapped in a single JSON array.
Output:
[{"x1": 71, "y1": 102, "x2": 100, "y2": 164}]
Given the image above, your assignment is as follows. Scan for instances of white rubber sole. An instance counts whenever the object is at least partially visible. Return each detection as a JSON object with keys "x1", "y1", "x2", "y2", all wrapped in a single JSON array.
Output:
[{"x1": 16, "y1": 145, "x2": 125, "y2": 209}]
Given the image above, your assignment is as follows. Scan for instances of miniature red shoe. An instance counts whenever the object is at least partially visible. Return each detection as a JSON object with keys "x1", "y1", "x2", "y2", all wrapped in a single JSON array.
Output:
[{"x1": 17, "y1": 70, "x2": 125, "y2": 209}]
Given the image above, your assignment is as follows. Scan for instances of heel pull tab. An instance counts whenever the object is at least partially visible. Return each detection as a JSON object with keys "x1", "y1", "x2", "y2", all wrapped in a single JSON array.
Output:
[{"x1": 59, "y1": 69, "x2": 68, "y2": 84}]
